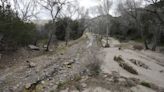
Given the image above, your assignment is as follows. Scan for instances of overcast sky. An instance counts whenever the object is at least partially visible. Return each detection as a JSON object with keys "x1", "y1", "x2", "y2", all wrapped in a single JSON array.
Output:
[
  {"x1": 9, "y1": 0, "x2": 149, "y2": 20},
  {"x1": 38, "y1": 0, "x2": 121, "y2": 19},
  {"x1": 79, "y1": 0, "x2": 120, "y2": 16}
]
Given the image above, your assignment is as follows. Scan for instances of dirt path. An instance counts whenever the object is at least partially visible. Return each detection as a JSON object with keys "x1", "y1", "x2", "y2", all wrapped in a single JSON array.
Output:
[
  {"x1": 0, "y1": 34, "x2": 164, "y2": 92},
  {"x1": 0, "y1": 33, "x2": 96, "y2": 92},
  {"x1": 101, "y1": 37, "x2": 164, "y2": 91},
  {"x1": 60, "y1": 37, "x2": 164, "y2": 92}
]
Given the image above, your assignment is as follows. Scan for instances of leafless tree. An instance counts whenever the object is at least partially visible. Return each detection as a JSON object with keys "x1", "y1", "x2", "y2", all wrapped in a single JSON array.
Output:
[
  {"x1": 13, "y1": 0, "x2": 39, "y2": 21},
  {"x1": 118, "y1": 0, "x2": 150, "y2": 49},
  {"x1": 97, "y1": 0, "x2": 113, "y2": 47},
  {"x1": 62, "y1": 1, "x2": 78, "y2": 46},
  {"x1": 77, "y1": 6, "x2": 90, "y2": 28},
  {"x1": 37, "y1": 0, "x2": 67, "y2": 51}
]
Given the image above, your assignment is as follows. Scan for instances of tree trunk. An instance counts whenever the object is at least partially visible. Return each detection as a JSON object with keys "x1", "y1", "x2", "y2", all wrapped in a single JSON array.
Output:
[
  {"x1": 46, "y1": 32, "x2": 53, "y2": 51},
  {"x1": 138, "y1": 20, "x2": 149, "y2": 50},
  {"x1": 152, "y1": 43, "x2": 157, "y2": 51},
  {"x1": 65, "y1": 25, "x2": 70, "y2": 46},
  {"x1": 105, "y1": 25, "x2": 110, "y2": 47},
  {"x1": 152, "y1": 34, "x2": 157, "y2": 51},
  {"x1": 144, "y1": 40, "x2": 149, "y2": 50},
  {"x1": 151, "y1": 24, "x2": 161, "y2": 51}
]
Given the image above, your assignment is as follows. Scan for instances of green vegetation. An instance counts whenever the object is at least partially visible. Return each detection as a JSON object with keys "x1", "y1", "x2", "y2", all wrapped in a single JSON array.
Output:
[
  {"x1": 140, "y1": 81, "x2": 151, "y2": 88},
  {"x1": 45, "y1": 17, "x2": 85, "y2": 41},
  {"x1": 86, "y1": 55, "x2": 102, "y2": 77},
  {"x1": 0, "y1": 3, "x2": 37, "y2": 51}
]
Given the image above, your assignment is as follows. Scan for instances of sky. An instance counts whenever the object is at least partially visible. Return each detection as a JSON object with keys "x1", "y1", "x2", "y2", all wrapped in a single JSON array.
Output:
[
  {"x1": 79, "y1": 0, "x2": 120, "y2": 16},
  {"x1": 38, "y1": 0, "x2": 121, "y2": 19},
  {"x1": 8, "y1": 0, "x2": 149, "y2": 20}
]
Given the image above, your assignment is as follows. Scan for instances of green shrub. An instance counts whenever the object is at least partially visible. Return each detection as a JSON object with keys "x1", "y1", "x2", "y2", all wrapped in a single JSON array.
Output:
[
  {"x1": 0, "y1": 3, "x2": 37, "y2": 50},
  {"x1": 45, "y1": 17, "x2": 85, "y2": 41}
]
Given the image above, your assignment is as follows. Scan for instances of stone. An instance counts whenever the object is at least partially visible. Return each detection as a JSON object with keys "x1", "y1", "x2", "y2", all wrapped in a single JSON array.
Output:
[
  {"x1": 81, "y1": 83, "x2": 87, "y2": 88},
  {"x1": 49, "y1": 49, "x2": 53, "y2": 52},
  {"x1": 103, "y1": 74, "x2": 108, "y2": 78},
  {"x1": 43, "y1": 45, "x2": 47, "y2": 48},
  {"x1": 80, "y1": 76, "x2": 89, "y2": 82},
  {"x1": 41, "y1": 81, "x2": 45, "y2": 84},
  {"x1": 160, "y1": 70, "x2": 164, "y2": 73},
  {"x1": 49, "y1": 83, "x2": 54, "y2": 86},
  {"x1": 60, "y1": 53, "x2": 64, "y2": 55},
  {"x1": 28, "y1": 45, "x2": 39, "y2": 50},
  {"x1": 126, "y1": 78, "x2": 137, "y2": 87},
  {"x1": 25, "y1": 83, "x2": 31, "y2": 89},
  {"x1": 118, "y1": 47, "x2": 122, "y2": 50},
  {"x1": 64, "y1": 60, "x2": 75, "y2": 66},
  {"x1": 26, "y1": 61, "x2": 36, "y2": 68},
  {"x1": 112, "y1": 71, "x2": 120, "y2": 83},
  {"x1": 114, "y1": 55, "x2": 125, "y2": 63},
  {"x1": 104, "y1": 43, "x2": 110, "y2": 48}
]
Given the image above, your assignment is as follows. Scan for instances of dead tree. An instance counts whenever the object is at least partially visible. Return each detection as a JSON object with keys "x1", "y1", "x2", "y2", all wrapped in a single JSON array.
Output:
[
  {"x1": 38, "y1": 0, "x2": 67, "y2": 51},
  {"x1": 13, "y1": 0, "x2": 39, "y2": 21},
  {"x1": 97, "y1": 0, "x2": 113, "y2": 47},
  {"x1": 118, "y1": 0, "x2": 150, "y2": 49},
  {"x1": 63, "y1": 2, "x2": 78, "y2": 46}
]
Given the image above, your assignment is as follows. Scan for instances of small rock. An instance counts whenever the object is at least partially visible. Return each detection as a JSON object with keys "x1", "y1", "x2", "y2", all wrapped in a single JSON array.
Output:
[
  {"x1": 104, "y1": 43, "x2": 110, "y2": 48},
  {"x1": 49, "y1": 49, "x2": 53, "y2": 52},
  {"x1": 80, "y1": 76, "x2": 89, "y2": 82},
  {"x1": 103, "y1": 74, "x2": 108, "y2": 78},
  {"x1": 28, "y1": 45, "x2": 39, "y2": 50},
  {"x1": 67, "y1": 65, "x2": 72, "y2": 68},
  {"x1": 43, "y1": 45, "x2": 47, "y2": 48},
  {"x1": 81, "y1": 83, "x2": 87, "y2": 88},
  {"x1": 64, "y1": 60, "x2": 75, "y2": 66},
  {"x1": 26, "y1": 60, "x2": 36, "y2": 68},
  {"x1": 49, "y1": 83, "x2": 54, "y2": 86},
  {"x1": 29, "y1": 62, "x2": 36, "y2": 68},
  {"x1": 160, "y1": 70, "x2": 164, "y2": 73},
  {"x1": 126, "y1": 78, "x2": 137, "y2": 87},
  {"x1": 41, "y1": 81, "x2": 45, "y2": 84},
  {"x1": 118, "y1": 47, "x2": 122, "y2": 50},
  {"x1": 25, "y1": 83, "x2": 31, "y2": 89},
  {"x1": 112, "y1": 71, "x2": 120, "y2": 83}
]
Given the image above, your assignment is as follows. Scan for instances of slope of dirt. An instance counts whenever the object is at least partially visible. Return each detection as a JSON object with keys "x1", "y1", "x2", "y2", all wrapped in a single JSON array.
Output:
[
  {"x1": 0, "y1": 34, "x2": 164, "y2": 92},
  {"x1": 101, "y1": 37, "x2": 164, "y2": 91},
  {"x1": 0, "y1": 34, "x2": 90, "y2": 91}
]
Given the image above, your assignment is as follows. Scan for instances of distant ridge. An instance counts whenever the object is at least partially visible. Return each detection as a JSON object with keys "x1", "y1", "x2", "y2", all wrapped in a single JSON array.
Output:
[{"x1": 32, "y1": 20, "x2": 50, "y2": 25}]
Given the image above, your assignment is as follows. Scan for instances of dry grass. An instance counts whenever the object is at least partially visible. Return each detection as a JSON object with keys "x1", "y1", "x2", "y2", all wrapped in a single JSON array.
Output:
[
  {"x1": 84, "y1": 54, "x2": 103, "y2": 77},
  {"x1": 133, "y1": 44, "x2": 144, "y2": 50}
]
